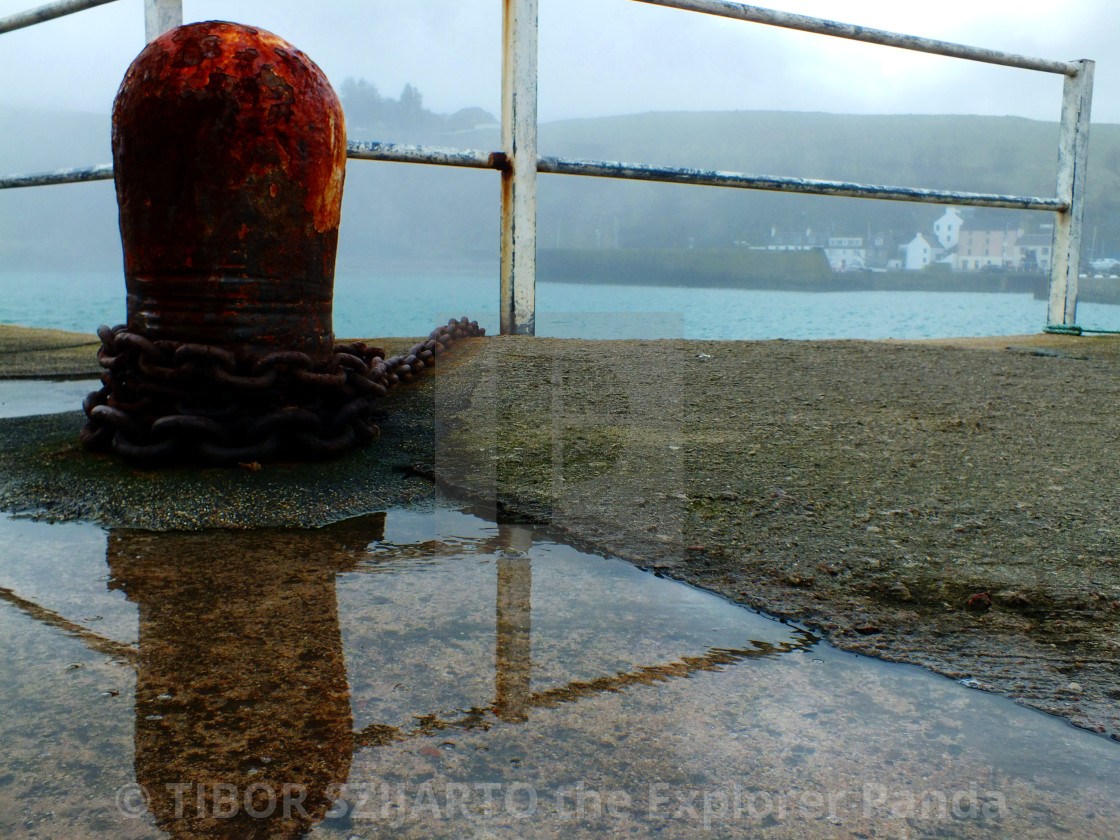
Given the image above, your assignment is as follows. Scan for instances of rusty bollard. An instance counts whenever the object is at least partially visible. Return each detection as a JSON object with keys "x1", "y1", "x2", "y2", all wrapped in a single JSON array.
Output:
[{"x1": 81, "y1": 21, "x2": 483, "y2": 464}]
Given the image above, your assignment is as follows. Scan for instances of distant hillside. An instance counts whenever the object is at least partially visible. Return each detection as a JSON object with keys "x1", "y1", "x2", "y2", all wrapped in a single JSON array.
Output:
[
  {"x1": 529, "y1": 111, "x2": 1120, "y2": 256},
  {"x1": 1, "y1": 107, "x2": 1118, "y2": 273}
]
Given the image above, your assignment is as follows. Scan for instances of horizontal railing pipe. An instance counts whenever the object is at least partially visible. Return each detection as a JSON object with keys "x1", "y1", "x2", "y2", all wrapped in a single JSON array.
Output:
[
  {"x1": 0, "y1": 149, "x2": 1069, "y2": 215},
  {"x1": 632, "y1": 0, "x2": 1081, "y2": 76},
  {"x1": 536, "y1": 156, "x2": 1067, "y2": 211},
  {"x1": 345, "y1": 143, "x2": 1069, "y2": 212},
  {"x1": 0, "y1": 163, "x2": 113, "y2": 189},
  {"x1": 0, "y1": 0, "x2": 120, "y2": 34},
  {"x1": 346, "y1": 140, "x2": 498, "y2": 169}
]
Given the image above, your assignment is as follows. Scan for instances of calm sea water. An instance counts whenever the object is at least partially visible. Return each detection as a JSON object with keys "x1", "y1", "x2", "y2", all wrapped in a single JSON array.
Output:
[{"x1": 4, "y1": 269, "x2": 1120, "y2": 340}]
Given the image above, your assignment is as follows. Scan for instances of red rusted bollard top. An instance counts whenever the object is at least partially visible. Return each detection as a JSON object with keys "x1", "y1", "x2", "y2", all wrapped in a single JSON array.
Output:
[{"x1": 113, "y1": 21, "x2": 346, "y2": 359}]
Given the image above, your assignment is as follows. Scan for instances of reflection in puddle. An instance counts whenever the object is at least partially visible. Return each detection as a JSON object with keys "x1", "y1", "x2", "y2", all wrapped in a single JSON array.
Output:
[
  {"x1": 1, "y1": 509, "x2": 1118, "y2": 839},
  {"x1": 110, "y1": 522, "x2": 382, "y2": 839}
]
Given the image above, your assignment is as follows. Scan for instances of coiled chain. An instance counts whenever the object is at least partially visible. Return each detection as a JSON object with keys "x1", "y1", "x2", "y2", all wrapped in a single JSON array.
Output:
[{"x1": 81, "y1": 317, "x2": 485, "y2": 465}]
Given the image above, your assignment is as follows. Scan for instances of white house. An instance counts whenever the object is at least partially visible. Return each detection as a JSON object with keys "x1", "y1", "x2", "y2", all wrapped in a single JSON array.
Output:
[
  {"x1": 904, "y1": 233, "x2": 937, "y2": 270},
  {"x1": 824, "y1": 236, "x2": 866, "y2": 271},
  {"x1": 932, "y1": 207, "x2": 964, "y2": 250}
]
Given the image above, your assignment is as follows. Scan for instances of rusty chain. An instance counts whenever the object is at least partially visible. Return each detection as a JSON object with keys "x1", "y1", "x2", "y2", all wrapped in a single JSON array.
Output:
[{"x1": 81, "y1": 317, "x2": 485, "y2": 465}]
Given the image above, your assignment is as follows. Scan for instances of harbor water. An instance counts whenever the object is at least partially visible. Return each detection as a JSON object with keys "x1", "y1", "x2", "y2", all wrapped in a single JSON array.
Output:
[{"x1": 5, "y1": 269, "x2": 1120, "y2": 340}]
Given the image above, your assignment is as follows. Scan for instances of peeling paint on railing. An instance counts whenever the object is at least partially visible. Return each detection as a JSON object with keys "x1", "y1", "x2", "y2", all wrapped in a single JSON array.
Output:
[
  {"x1": 1049, "y1": 61, "x2": 1095, "y2": 326},
  {"x1": 345, "y1": 141, "x2": 497, "y2": 170},
  {"x1": 0, "y1": 164, "x2": 114, "y2": 189},
  {"x1": 535, "y1": 156, "x2": 1069, "y2": 211}
]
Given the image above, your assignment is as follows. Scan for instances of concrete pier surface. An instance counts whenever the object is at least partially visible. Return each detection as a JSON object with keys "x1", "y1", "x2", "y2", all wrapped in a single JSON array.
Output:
[{"x1": 2, "y1": 323, "x2": 1119, "y2": 741}]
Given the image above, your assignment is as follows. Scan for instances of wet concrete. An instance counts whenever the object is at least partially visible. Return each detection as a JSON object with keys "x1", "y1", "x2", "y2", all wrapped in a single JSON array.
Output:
[
  {"x1": 1, "y1": 327, "x2": 1119, "y2": 757},
  {"x1": 2, "y1": 508, "x2": 1119, "y2": 839},
  {"x1": 0, "y1": 379, "x2": 100, "y2": 419}
]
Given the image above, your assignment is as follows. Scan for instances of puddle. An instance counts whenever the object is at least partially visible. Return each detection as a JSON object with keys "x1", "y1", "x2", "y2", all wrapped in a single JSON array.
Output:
[
  {"x1": 0, "y1": 379, "x2": 97, "y2": 418},
  {"x1": 1, "y1": 509, "x2": 1118, "y2": 839}
]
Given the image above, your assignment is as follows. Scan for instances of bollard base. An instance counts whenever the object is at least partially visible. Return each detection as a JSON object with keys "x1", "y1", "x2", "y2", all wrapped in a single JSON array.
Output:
[{"x1": 81, "y1": 318, "x2": 484, "y2": 465}]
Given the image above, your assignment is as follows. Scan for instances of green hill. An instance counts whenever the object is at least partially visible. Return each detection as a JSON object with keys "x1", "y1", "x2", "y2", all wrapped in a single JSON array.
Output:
[{"x1": 2, "y1": 106, "x2": 1118, "y2": 272}]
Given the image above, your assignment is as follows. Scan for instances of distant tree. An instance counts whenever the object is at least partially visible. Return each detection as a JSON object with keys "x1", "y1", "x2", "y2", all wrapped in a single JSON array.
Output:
[
  {"x1": 340, "y1": 77, "x2": 384, "y2": 130},
  {"x1": 399, "y1": 83, "x2": 436, "y2": 131},
  {"x1": 341, "y1": 77, "x2": 447, "y2": 134},
  {"x1": 399, "y1": 84, "x2": 423, "y2": 116}
]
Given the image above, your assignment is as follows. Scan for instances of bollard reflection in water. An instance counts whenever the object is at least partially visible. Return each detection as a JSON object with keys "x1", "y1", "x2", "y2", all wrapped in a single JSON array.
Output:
[{"x1": 106, "y1": 516, "x2": 386, "y2": 839}]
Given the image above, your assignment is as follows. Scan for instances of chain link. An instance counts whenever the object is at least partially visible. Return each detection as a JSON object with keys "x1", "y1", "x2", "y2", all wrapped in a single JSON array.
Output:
[{"x1": 81, "y1": 317, "x2": 485, "y2": 465}]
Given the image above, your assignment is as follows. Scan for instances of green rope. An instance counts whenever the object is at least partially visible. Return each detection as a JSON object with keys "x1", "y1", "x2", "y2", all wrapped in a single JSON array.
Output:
[
  {"x1": 1044, "y1": 324, "x2": 1120, "y2": 336},
  {"x1": 1044, "y1": 324, "x2": 1083, "y2": 335}
]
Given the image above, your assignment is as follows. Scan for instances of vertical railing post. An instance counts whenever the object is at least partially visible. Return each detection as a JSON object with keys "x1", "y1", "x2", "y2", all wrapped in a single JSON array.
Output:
[
  {"x1": 144, "y1": 0, "x2": 181, "y2": 42},
  {"x1": 500, "y1": 0, "x2": 538, "y2": 336},
  {"x1": 1048, "y1": 59, "x2": 1094, "y2": 328}
]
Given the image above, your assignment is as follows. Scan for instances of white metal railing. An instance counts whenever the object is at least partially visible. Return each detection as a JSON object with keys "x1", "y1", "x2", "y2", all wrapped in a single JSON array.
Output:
[{"x1": 0, "y1": 0, "x2": 1095, "y2": 334}]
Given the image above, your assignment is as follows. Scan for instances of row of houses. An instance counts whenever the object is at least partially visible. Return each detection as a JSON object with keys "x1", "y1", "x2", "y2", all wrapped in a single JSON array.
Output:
[
  {"x1": 757, "y1": 229, "x2": 895, "y2": 271},
  {"x1": 903, "y1": 208, "x2": 1053, "y2": 272},
  {"x1": 754, "y1": 208, "x2": 1055, "y2": 272}
]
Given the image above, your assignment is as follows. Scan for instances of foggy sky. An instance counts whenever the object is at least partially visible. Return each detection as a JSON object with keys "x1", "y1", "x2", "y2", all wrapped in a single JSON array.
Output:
[{"x1": 0, "y1": 0, "x2": 1115, "y2": 125}]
